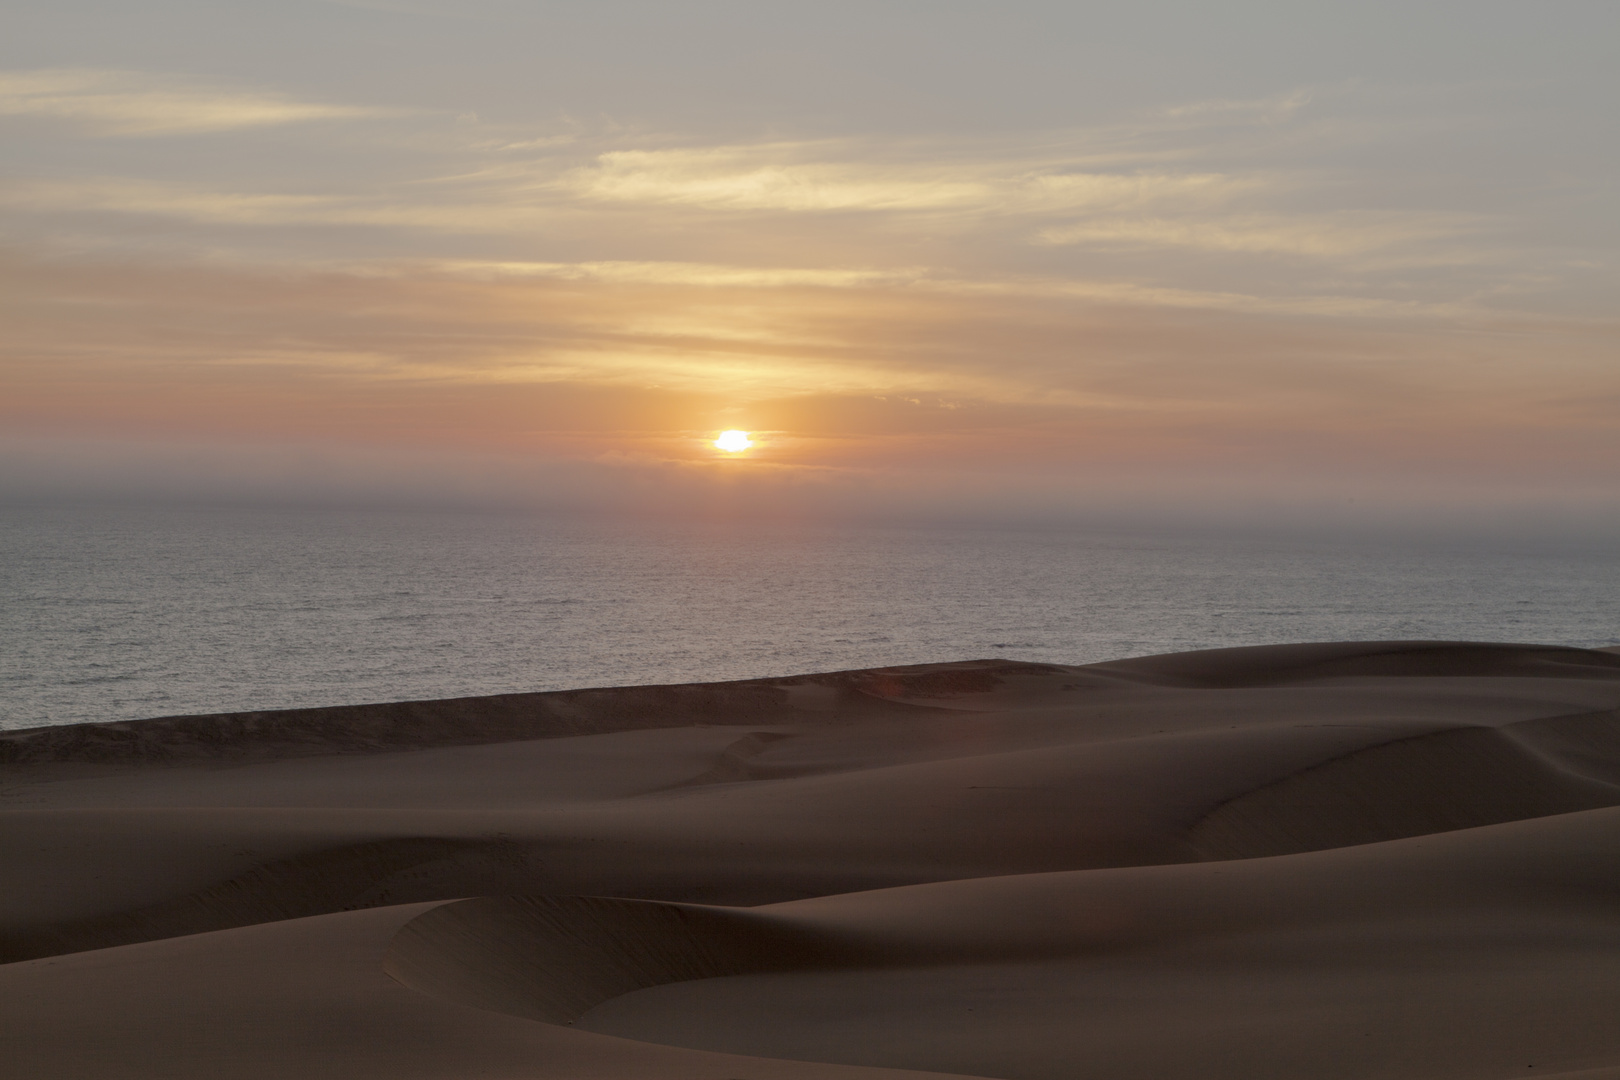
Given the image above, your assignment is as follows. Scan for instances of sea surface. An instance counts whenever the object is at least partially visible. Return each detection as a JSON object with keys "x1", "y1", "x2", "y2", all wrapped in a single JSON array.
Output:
[{"x1": 3, "y1": 504, "x2": 1617, "y2": 731}]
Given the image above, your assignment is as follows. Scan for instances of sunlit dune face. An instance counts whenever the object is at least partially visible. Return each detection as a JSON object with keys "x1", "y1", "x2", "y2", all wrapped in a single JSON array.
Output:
[{"x1": 714, "y1": 429, "x2": 753, "y2": 452}]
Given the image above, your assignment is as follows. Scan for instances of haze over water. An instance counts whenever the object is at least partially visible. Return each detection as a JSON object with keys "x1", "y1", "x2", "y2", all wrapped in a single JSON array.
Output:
[{"x1": 4, "y1": 504, "x2": 1615, "y2": 731}]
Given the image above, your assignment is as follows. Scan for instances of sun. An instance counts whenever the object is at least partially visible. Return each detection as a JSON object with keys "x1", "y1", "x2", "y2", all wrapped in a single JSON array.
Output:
[{"x1": 714, "y1": 429, "x2": 753, "y2": 453}]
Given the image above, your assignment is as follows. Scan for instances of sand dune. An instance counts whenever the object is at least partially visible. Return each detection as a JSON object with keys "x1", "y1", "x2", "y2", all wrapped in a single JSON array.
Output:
[
  {"x1": 394, "y1": 808, "x2": 1620, "y2": 1078},
  {"x1": 3, "y1": 640, "x2": 1619, "y2": 1077},
  {"x1": 1191, "y1": 711, "x2": 1620, "y2": 858}
]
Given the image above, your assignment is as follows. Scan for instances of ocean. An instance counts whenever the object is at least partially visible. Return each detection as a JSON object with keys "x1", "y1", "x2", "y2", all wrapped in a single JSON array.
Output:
[{"x1": 3, "y1": 504, "x2": 1617, "y2": 731}]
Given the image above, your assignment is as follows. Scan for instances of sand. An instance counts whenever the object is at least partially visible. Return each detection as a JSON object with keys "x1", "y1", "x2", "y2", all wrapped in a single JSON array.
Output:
[{"x1": 2, "y1": 640, "x2": 1619, "y2": 1078}]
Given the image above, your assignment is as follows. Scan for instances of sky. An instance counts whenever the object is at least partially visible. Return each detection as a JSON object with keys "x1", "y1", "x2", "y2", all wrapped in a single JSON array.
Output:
[{"x1": 3, "y1": 0, "x2": 1617, "y2": 534}]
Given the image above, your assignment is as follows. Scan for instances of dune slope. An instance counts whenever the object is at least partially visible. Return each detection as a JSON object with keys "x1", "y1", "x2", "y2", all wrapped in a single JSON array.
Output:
[{"x1": 388, "y1": 806, "x2": 1620, "y2": 1080}]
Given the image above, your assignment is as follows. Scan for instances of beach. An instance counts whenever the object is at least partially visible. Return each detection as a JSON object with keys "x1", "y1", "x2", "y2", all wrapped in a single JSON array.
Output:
[{"x1": 3, "y1": 640, "x2": 1620, "y2": 1079}]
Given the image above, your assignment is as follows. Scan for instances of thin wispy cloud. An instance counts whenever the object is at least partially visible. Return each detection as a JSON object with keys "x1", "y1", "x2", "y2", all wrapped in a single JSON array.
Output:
[
  {"x1": 1037, "y1": 212, "x2": 1476, "y2": 259},
  {"x1": 396, "y1": 259, "x2": 1484, "y2": 321},
  {"x1": 0, "y1": 69, "x2": 392, "y2": 136},
  {"x1": 0, "y1": 178, "x2": 571, "y2": 234},
  {"x1": 0, "y1": 179, "x2": 341, "y2": 221},
  {"x1": 1160, "y1": 89, "x2": 1315, "y2": 123},
  {"x1": 558, "y1": 143, "x2": 1257, "y2": 216},
  {"x1": 426, "y1": 260, "x2": 930, "y2": 289},
  {"x1": 4, "y1": 149, "x2": 1268, "y2": 235}
]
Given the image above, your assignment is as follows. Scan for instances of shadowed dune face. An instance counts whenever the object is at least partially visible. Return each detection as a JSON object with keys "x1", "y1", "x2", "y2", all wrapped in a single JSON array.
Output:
[{"x1": 4, "y1": 642, "x2": 1620, "y2": 1078}]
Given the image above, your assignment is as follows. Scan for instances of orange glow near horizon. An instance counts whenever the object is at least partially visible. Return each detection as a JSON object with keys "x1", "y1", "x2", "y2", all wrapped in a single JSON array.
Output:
[{"x1": 5, "y1": 242, "x2": 1619, "y2": 529}]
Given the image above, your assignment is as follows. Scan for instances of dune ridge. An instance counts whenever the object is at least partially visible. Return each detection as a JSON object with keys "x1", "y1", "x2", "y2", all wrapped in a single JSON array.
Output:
[
  {"x1": 384, "y1": 894, "x2": 856, "y2": 1024},
  {"x1": 1190, "y1": 708, "x2": 1620, "y2": 858},
  {"x1": 0, "y1": 835, "x2": 533, "y2": 964},
  {"x1": 0, "y1": 661, "x2": 1004, "y2": 767}
]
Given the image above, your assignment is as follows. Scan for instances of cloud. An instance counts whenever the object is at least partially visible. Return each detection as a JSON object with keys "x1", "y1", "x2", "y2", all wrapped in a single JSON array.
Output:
[
  {"x1": 4, "y1": 248, "x2": 1614, "y2": 438},
  {"x1": 0, "y1": 162, "x2": 1257, "y2": 240},
  {"x1": 411, "y1": 258, "x2": 1479, "y2": 321},
  {"x1": 564, "y1": 147, "x2": 990, "y2": 211},
  {"x1": 0, "y1": 167, "x2": 1470, "y2": 287},
  {"x1": 427, "y1": 260, "x2": 929, "y2": 289},
  {"x1": 0, "y1": 88, "x2": 1593, "y2": 411},
  {"x1": 0, "y1": 178, "x2": 571, "y2": 234},
  {"x1": 1037, "y1": 212, "x2": 1474, "y2": 258},
  {"x1": 0, "y1": 179, "x2": 342, "y2": 221},
  {"x1": 559, "y1": 143, "x2": 1255, "y2": 215},
  {"x1": 1161, "y1": 89, "x2": 1315, "y2": 124},
  {"x1": 0, "y1": 69, "x2": 391, "y2": 136}
]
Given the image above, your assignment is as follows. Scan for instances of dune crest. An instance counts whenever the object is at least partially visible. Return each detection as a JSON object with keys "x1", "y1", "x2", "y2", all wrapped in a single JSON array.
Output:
[
  {"x1": 1191, "y1": 709, "x2": 1620, "y2": 859},
  {"x1": 384, "y1": 894, "x2": 853, "y2": 1024}
]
